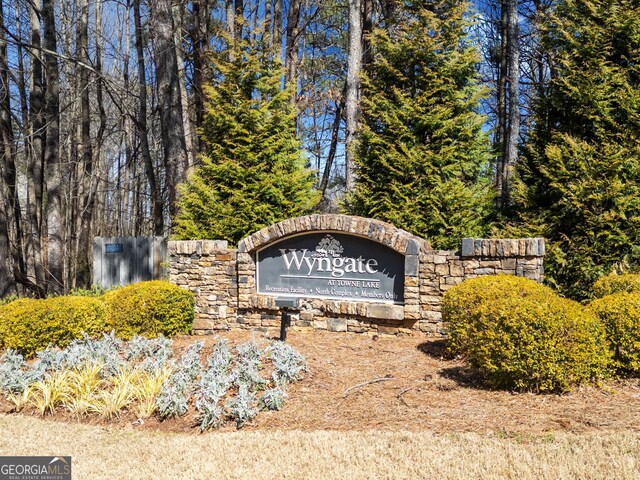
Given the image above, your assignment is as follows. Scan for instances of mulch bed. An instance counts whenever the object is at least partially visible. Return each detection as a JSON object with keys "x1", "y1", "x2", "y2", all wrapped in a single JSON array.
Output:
[{"x1": 4, "y1": 329, "x2": 640, "y2": 434}]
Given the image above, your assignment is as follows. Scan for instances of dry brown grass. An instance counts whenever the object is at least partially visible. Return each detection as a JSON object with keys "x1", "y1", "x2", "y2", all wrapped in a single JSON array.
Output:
[{"x1": 1, "y1": 414, "x2": 639, "y2": 479}]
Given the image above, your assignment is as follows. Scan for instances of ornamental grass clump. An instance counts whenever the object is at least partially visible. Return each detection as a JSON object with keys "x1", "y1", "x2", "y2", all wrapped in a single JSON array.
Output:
[
  {"x1": 443, "y1": 276, "x2": 612, "y2": 392},
  {"x1": 62, "y1": 363, "x2": 105, "y2": 417}
]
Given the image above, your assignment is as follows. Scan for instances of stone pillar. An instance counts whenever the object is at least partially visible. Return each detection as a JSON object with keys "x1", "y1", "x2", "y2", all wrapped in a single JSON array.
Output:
[{"x1": 168, "y1": 240, "x2": 238, "y2": 333}]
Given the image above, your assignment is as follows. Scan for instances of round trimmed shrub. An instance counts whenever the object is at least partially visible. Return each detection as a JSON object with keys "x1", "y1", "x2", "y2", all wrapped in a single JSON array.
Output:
[
  {"x1": 593, "y1": 273, "x2": 640, "y2": 298},
  {"x1": 589, "y1": 291, "x2": 640, "y2": 373},
  {"x1": 103, "y1": 281, "x2": 195, "y2": 339},
  {"x1": 443, "y1": 276, "x2": 611, "y2": 392},
  {"x1": 0, "y1": 296, "x2": 106, "y2": 356},
  {"x1": 443, "y1": 275, "x2": 552, "y2": 358}
]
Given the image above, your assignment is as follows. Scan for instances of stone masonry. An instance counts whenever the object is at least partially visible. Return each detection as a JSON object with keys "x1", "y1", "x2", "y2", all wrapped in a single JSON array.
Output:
[{"x1": 168, "y1": 214, "x2": 544, "y2": 336}]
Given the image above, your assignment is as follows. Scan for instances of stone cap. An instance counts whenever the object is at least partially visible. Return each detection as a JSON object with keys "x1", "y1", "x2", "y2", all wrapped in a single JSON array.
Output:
[
  {"x1": 168, "y1": 240, "x2": 229, "y2": 255},
  {"x1": 460, "y1": 238, "x2": 545, "y2": 258},
  {"x1": 237, "y1": 214, "x2": 431, "y2": 255}
]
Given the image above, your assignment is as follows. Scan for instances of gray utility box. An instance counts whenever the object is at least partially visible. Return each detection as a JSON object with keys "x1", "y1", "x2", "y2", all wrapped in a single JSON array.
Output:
[
  {"x1": 93, "y1": 237, "x2": 167, "y2": 288},
  {"x1": 275, "y1": 297, "x2": 300, "y2": 309}
]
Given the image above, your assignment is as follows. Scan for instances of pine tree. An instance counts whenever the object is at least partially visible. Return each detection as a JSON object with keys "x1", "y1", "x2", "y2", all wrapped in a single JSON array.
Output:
[
  {"x1": 514, "y1": 0, "x2": 640, "y2": 299},
  {"x1": 348, "y1": 0, "x2": 492, "y2": 250},
  {"x1": 172, "y1": 41, "x2": 319, "y2": 243}
]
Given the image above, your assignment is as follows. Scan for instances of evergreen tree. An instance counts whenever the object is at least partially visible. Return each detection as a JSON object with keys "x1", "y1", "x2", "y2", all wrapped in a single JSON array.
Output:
[
  {"x1": 348, "y1": 0, "x2": 492, "y2": 250},
  {"x1": 514, "y1": 0, "x2": 640, "y2": 299},
  {"x1": 173, "y1": 41, "x2": 319, "y2": 243}
]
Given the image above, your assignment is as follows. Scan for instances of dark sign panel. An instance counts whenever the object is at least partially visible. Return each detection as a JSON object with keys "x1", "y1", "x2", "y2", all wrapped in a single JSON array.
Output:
[{"x1": 256, "y1": 233, "x2": 404, "y2": 304}]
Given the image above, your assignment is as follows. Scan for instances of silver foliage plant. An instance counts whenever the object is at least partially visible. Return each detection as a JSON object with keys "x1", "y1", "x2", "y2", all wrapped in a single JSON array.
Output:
[
  {"x1": 0, "y1": 350, "x2": 37, "y2": 394},
  {"x1": 266, "y1": 341, "x2": 308, "y2": 386},
  {"x1": 156, "y1": 371, "x2": 191, "y2": 419},
  {"x1": 226, "y1": 384, "x2": 258, "y2": 428},
  {"x1": 0, "y1": 331, "x2": 307, "y2": 430},
  {"x1": 126, "y1": 334, "x2": 173, "y2": 372},
  {"x1": 259, "y1": 387, "x2": 288, "y2": 411},
  {"x1": 207, "y1": 338, "x2": 233, "y2": 374},
  {"x1": 61, "y1": 331, "x2": 125, "y2": 376},
  {"x1": 156, "y1": 341, "x2": 204, "y2": 419}
]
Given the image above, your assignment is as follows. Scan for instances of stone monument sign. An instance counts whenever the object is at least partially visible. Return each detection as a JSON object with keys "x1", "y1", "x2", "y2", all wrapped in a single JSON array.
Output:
[{"x1": 256, "y1": 232, "x2": 405, "y2": 304}]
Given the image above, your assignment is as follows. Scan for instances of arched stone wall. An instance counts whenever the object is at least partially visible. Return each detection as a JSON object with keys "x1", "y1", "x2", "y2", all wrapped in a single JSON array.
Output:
[
  {"x1": 236, "y1": 215, "x2": 429, "y2": 333},
  {"x1": 238, "y1": 214, "x2": 430, "y2": 255},
  {"x1": 168, "y1": 215, "x2": 545, "y2": 336}
]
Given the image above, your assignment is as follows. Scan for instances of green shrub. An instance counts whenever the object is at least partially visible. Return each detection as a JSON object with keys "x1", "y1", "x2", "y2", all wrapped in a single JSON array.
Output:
[
  {"x1": 589, "y1": 292, "x2": 640, "y2": 374},
  {"x1": 0, "y1": 297, "x2": 106, "y2": 356},
  {"x1": 443, "y1": 276, "x2": 611, "y2": 392},
  {"x1": 592, "y1": 274, "x2": 640, "y2": 298},
  {"x1": 443, "y1": 275, "x2": 552, "y2": 358},
  {"x1": 0, "y1": 295, "x2": 19, "y2": 306},
  {"x1": 103, "y1": 281, "x2": 195, "y2": 339},
  {"x1": 67, "y1": 285, "x2": 116, "y2": 297}
]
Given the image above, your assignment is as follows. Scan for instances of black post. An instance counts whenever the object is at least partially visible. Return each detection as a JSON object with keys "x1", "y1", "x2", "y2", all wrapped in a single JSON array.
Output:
[
  {"x1": 275, "y1": 297, "x2": 298, "y2": 342},
  {"x1": 279, "y1": 309, "x2": 291, "y2": 342}
]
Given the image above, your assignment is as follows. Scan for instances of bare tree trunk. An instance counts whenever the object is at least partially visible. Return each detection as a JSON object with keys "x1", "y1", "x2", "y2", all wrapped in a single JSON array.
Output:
[
  {"x1": 380, "y1": 0, "x2": 396, "y2": 22},
  {"x1": 285, "y1": 0, "x2": 301, "y2": 89},
  {"x1": 172, "y1": 2, "x2": 195, "y2": 169},
  {"x1": 319, "y1": 84, "x2": 346, "y2": 203},
  {"x1": 43, "y1": 0, "x2": 63, "y2": 293},
  {"x1": 234, "y1": 0, "x2": 244, "y2": 45},
  {"x1": 0, "y1": 1, "x2": 19, "y2": 295},
  {"x1": 274, "y1": 0, "x2": 283, "y2": 61},
  {"x1": 345, "y1": 0, "x2": 363, "y2": 193},
  {"x1": 27, "y1": 2, "x2": 45, "y2": 295},
  {"x1": 148, "y1": 0, "x2": 189, "y2": 223},
  {"x1": 73, "y1": 0, "x2": 93, "y2": 289},
  {"x1": 363, "y1": 0, "x2": 373, "y2": 67},
  {"x1": 494, "y1": 0, "x2": 508, "y2": 207},
  {"x1": 95, "y1": 0, "x2": 107, "y2": 164},
  {"x1": 226, "y1": 0, "x2": 236, "y2": 43},
  {"x1": 495, "y1": 0, "x2": 519, "y2": 209},
  {"x1": 190, "y1": 0, "x2": 208, "y2": 149},
  {"x1": 503, "y1": 0, "x2": 520, "y2": 208},
  {"x1": 381, "y1": 0, "x2": 398, "y2": 39},
  {"x1": 135, "y1": 0, "x2": 164, "y2": 236}
]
